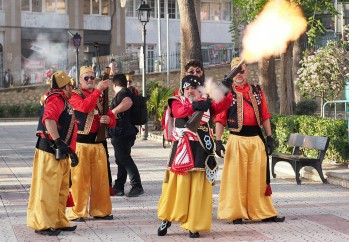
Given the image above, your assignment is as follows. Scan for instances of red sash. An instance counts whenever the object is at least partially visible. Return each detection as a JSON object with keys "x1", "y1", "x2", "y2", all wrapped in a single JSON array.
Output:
[{"x1": 170, "y1": 133, "x2": 195, "y2": 175}]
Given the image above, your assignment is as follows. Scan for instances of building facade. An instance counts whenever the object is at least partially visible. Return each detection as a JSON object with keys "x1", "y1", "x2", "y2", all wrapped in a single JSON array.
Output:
[{"x1": 0, "y1": 0, "x2": 238, "y2": 87}]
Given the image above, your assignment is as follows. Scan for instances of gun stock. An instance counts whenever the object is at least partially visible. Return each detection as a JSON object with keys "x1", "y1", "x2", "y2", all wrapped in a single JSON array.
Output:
[
  {"x1": 184, "y1": 111, "x2": 204, "y2": 133},
  {"x1": 95, "y1": 67, "x2": 111, "y2": 143}
]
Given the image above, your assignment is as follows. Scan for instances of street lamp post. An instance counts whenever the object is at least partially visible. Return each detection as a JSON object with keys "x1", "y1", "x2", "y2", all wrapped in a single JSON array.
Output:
[
  {"x1": 72, "y1": 32, "x2": 81, "y2": 87},
  {"x1": 137, "y1": 1, "x2": 152, "y2": 140}
]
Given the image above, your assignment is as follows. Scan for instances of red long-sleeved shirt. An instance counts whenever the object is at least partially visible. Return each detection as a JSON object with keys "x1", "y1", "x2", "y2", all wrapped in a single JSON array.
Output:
[
  {"x1": 171, "y1": 92, "x2": 233, "y2": 119},
  {"x1": 214, "y1": 83, "x2": 271, "y2": 126},
  {"x1": 70, "y1": 88, "x2": 116, "y2": 133},
  {"x1": 41, "y1": 92, "x2": 78, "y2": 152}
]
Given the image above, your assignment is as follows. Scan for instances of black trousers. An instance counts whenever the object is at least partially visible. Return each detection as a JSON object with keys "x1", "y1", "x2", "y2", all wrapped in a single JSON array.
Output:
[
  {"x1": 111, "y1": 135, "x2": 142, "y2": 191},
  {"x1": 102, "y1": 140, "x2": 112, "y2": 186}
]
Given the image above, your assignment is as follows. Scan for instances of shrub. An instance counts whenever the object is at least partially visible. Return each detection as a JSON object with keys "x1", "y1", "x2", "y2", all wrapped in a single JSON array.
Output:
[
  {"x1": 221, "y1": 114, "x2": 349, "y2": 163},
  {"x1": 0, "y1": 106, "x2": 5, "y2": 118},
  {"x1": 271, "y1": 114, "x2": 349, "y2": 163},
  {"x1": 23, "y1": 103, "x2": 41, "y2": 117},
  {"x1": 7, "y1": 105, "x2": 22, "y2": 117},
  {"x1": 295, "y1": 99, "x2": 318, "y2": 115}
]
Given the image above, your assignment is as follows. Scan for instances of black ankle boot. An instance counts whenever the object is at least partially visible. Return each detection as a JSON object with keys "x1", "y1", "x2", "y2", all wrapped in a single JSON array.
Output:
[
  {"x1": 233, "y1": 218, "x2": 243, "y2": 224},
  {"x1": 189, "y1": 231, "x2": 200, "y2": 238},
  {"x1": 262, "y1": 216, "x2": 285, "y2": 222},
  {"x1": 157, "y1": 220, "x2": 171, "y2": 236}
]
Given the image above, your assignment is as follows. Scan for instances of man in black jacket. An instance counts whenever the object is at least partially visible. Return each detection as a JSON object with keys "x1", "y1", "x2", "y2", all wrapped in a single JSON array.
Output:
[{"x1": 110, "y1": 74, "x2": 144, "y2": 197}]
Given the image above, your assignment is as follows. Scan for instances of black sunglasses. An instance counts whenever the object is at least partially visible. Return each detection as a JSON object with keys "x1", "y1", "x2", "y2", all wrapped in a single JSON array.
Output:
[
  {"x1": 187, "y1": 69, "x2": 202, "y2": 75},
  {"x1": 83, "y1": 76, "x2": 95, "y2": 81},
  {"x1": 239, "y1": 69, "x2": 245, "y2": 74}
]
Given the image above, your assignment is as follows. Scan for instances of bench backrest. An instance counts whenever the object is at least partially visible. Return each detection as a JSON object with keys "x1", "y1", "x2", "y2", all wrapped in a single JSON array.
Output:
[{"x1": 287, "y1": 133, "x2": 330, "y2": 160}]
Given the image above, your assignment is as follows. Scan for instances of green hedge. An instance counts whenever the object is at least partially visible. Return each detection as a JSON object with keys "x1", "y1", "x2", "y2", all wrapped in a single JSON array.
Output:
[
  {"x1": 0, "y1": 103, "x2": 41, "y2": 118},
  {"x1": 222, "y1": 114, "x2": 349, "y2": 163}
]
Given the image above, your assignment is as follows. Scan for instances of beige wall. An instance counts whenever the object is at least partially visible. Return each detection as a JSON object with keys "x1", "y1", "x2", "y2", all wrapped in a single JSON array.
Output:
[{"x1": 3, "y1": 1, "x2": 21, "y2": 79}]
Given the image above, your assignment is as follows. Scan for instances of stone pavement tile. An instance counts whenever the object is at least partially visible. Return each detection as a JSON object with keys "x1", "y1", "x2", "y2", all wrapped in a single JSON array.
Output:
[
  {"x1": 3, "y1": 122, "x2": 349, "y2": 241},
  {"x1": 303, "y1": 214, "x2": 349, "y2": 235}
]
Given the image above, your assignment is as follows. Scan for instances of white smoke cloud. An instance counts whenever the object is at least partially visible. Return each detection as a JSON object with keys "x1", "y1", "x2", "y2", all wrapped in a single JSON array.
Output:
[{"x1": 29, "y1": 33, "x2": 68, "y2": 69}]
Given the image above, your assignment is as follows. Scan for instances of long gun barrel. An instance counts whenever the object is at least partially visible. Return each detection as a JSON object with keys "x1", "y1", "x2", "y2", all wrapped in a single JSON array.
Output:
[
  {"x1": 95, "y1": 67, "x2": 111, "y2": 143},
  {"x1": 185, "y1": 58, "x2": 245, "y2": 133}
]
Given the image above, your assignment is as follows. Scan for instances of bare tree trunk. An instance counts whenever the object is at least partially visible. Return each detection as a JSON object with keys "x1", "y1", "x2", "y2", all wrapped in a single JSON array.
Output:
[
  {"x1": 280, "y1": 42, "x2": 295, "y2": 115},
  {"x1": 258, "y1": 57, "x2": 278, "y2": 114},
  {"x1": 292, "y1": 36, "x2": 306, "y2": 104},
  {"x1": 178, "y1": 0, "x2": 202, "y2": 77}
]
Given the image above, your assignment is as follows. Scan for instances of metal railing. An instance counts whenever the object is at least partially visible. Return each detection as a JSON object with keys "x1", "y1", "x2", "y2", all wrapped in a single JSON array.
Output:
[
  {"x1": 0, "y1": 48, "x2": 238, "y2": 88},
  {"x1": 93, "y1": 48, "x2": 237, "y2": 75},
  {"x1": 322, "y1": 100, "x2": 349, "y2": 141}
]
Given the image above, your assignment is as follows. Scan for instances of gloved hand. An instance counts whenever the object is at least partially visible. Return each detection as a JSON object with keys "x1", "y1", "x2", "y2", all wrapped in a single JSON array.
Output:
[
  {"x1": 266, "y1": 136, "x2": 275, "y2": 155},
  {"x1": 54, "y1": 138, "x2": 71, "y2": 157},
  {"x1": 192, "y1": 98, "x2": 212, "y2": 112},
  {"x1": 221, "y1": 77, "x2": 233, "y2": 89},
  {"x1": 69, "y1": 153, "x2": 79, "y2": 167},
  {"x1": 215, "y1": 140, "x2": 225, "y2": 158}
]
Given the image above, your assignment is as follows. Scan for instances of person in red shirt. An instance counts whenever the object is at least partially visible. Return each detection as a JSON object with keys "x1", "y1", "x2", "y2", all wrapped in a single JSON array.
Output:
[
  {"x1": 215, "y1": 57, "x2": 285, "y2": 224},
  {"x1": 66, "y1": 66, "x2": 116, "y2": 222},
  {"x1": 27, "y1": 71, "x2": 78, "y2": 236},
  {"x1": 157, "y1": 75, "x2": 233, "y2": 238}
]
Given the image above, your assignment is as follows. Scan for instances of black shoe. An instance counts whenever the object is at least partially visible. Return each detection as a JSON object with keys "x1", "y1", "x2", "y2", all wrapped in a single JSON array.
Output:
[
  {"x1": 126, "y1": 187, "x2": 144, "y2": 197},
  {"x1": 35, "y1": 228, "x2": 61, "y2": 236},
  {"x1": 94, "y1": 214, "x2": 113, "y2": 220},
  {"x1": 189, "y1": 231, "x2": 200, "y2": 238},
  {"x1": 115, "y1": 190, "x2": 125, "y2": 196},
  {"x1": 262, "y1": 216, "x2": 285, "y2": 223},
  {"x1": 71, "y1": 217, "x2": 85, "y2": 222},
  {"x1": 233, "y1": 219, "x2": 243, "y2": 224},
  {"x1": 60, "y1": 225, "x2": 77, "y2": 232},
  {"x1": 112, "y1": 185, "x2": 125, "y2": 196},
  {"x1": 157, "y1": 220, "x2": 171, "y2": 236}
]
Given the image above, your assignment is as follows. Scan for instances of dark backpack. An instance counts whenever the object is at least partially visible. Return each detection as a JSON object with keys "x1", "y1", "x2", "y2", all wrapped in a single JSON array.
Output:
[{"x1": 130, "y1": 94, "x2": 148, "y2": 125}]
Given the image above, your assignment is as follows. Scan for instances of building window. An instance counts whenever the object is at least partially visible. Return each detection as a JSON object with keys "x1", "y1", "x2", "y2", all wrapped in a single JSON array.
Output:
[
  {"x1": 200, "y1": 2, "x2": 209, "y2": 21},
  {"x1": 125, "y1": 0, "x2": 134, "y2": 17},
  {"x1": 201, "y1": 1, "x2": 231, "y2": 21},
  {"x1": 21, "y1": 0, "x2": 66, "y2": 13},
  {"x1": 221, "y1": 2, "x2": 231, "y2": 21},
  {"x1": 125, "y1": 0, "x2": 179, "y2": 20},
  {"x1": 33, "y1": 0, "x2": 42, "y2": 13},
  {"x1": 210, "y1": 3, "x2": 220, "y2": 21},
  {"x1": 101, "y1": 0, "x2": 109, "y2": 15},
  {"x1": 21, "y1": 0, "x2": 31, "y2": 11},
  {"x1": 159, "y1": 0, "x2": 164, "y2": 18},
  {"x1": 92, "y1": 0, "x2": 99, "y2": 14},
  {"x1": 46, "y1": 0, "x2": 65, "y2": 13},
  {"x1": 83, "y1": 0, "x2": 110, "y2": 15},
  {"x1": 83, "y1": 0, "x2": 90, "y2": 14},
  {"x1": 168, "y1": 0, "x2": 176, "y2": 19}
]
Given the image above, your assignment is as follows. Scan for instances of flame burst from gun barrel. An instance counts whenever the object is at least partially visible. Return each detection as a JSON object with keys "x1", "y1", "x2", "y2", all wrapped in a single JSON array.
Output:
[{"x1": 241, "y1": 0, "x2": 307, "y2": 63}]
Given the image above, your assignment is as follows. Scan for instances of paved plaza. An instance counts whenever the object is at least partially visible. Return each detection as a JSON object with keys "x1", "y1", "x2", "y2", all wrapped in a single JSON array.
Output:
[{"x1": 1, "y1": 121, "x2": 349, "y2": 241}]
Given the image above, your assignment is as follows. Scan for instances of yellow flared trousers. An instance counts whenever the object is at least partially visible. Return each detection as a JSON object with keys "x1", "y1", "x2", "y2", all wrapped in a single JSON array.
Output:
[
  {"x1": 27, "y1": 149, "x2": 71, "y2": 230},
  {"x1": 66, "y1": 142, "x2": 111, "y2": 220},
  {"x1": 217, "y1": 134, "x2": 278, "y2": 221},
  {"x1": 158, "y1": 170, "x2": 212, "y2": 232}
]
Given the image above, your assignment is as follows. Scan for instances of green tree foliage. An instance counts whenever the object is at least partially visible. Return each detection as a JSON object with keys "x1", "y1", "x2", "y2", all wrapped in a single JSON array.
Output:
[
  {"x1": 147, "y1": 84, "x2": 175, "y2": 130},
  {"x1": 297, "y1": 41, "x2": 349, "y2": 113}
]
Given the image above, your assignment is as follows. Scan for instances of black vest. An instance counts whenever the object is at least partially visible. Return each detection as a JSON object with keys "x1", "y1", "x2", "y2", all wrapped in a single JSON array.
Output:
[
  {"x1": 72, "y1": 89, "x2": 103, "y2": 135},
  {"x1": 36, "y1": 90, "x2": 75, "y2": 144},
  {"x1": 227, "y1": 83, "x2": 263, "y2": 131}
]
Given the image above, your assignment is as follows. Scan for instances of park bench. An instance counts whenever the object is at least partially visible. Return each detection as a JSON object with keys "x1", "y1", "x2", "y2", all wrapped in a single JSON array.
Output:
[{"x1": 271, "y1": 133, "x2": 330, "y2": 185}]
